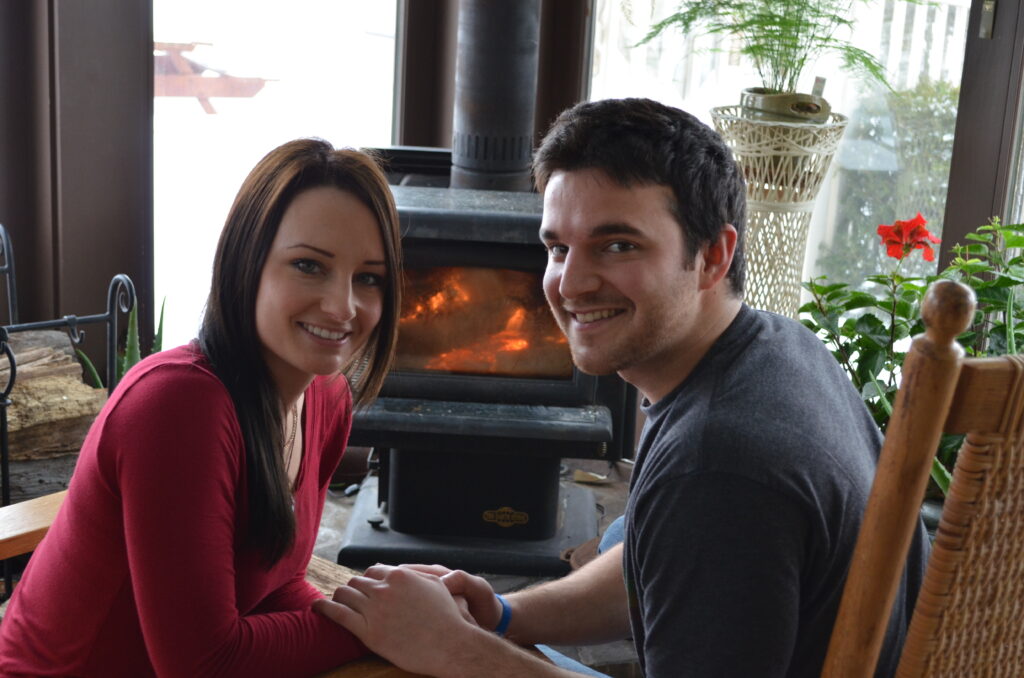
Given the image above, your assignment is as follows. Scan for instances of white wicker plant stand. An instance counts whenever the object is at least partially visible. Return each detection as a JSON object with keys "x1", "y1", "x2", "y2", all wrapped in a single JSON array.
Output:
[{"x1": 711, "y1": 106, "x2": 848, "y2": 317}]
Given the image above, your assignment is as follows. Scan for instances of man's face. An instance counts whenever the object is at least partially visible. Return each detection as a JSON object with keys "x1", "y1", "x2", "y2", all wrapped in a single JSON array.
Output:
[{"x1": 540, "y1": 168, "x2": 704, "y2": 390}]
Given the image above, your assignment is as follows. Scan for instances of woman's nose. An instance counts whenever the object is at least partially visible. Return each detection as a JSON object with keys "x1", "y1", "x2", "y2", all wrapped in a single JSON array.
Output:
[{"x1": 322, "y1": 280, "x2": 356, "y2": 321}]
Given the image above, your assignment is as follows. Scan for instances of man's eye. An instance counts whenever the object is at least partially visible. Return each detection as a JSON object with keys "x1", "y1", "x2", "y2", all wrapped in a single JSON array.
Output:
[
  {"x1": 546, "y1": 244, "x2": 568, "y2": 257},
  {"x1": 606, "y1": 241, "x2": 636, "y2": 253},
  {"x1": 292, "y1": 259, "x2": 321, "y2": 274}
]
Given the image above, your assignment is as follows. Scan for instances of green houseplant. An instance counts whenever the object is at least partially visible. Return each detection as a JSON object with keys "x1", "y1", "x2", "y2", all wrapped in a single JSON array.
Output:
[
  {"x1": 78, "y1": 298, "x2": 165, "y2": 388},
  {"x1": 640, "y1": 0, "x2": 889, "y2": 119},
  {"x1": 801, "y1": 215, "x2": 1024, "y2": 494}
]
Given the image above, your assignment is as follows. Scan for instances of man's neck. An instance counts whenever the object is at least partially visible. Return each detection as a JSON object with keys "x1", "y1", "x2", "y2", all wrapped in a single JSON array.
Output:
[{"x1": 624, "y1": 294, "x2": 743, "y2": 405}]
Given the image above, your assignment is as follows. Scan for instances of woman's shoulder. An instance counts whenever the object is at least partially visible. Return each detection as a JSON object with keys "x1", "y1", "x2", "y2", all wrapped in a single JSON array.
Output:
[{"x1": 113, "y1": 344, "x2": 230, "y2": 410}]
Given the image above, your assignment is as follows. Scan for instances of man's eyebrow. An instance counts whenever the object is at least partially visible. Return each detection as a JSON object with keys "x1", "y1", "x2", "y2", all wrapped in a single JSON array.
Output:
[
  {"x1": 286, "y1": 243, "x2": 334, "y2": 258},
  {"x1": 540, "y1": 223, "x2": 645, "y2": 242},
  {"x1": 591, "y1": 222, "x2": 645, "y2": 238}
]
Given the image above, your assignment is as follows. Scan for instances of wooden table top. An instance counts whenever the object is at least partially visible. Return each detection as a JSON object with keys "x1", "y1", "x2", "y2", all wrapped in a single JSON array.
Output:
[{"x1": 317, "y1": 656, "x2": 429, "y2": 677}]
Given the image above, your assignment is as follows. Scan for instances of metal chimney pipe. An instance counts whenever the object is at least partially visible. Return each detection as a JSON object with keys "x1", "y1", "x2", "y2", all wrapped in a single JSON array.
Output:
[{"x1": 450, "y1": 0, "x2": 540, "y2": 192}]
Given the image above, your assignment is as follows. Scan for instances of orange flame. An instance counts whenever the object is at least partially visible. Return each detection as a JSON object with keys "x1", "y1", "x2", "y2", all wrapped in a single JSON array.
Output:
[{"x1": 396, "y1": 266, "x2": 573, "y2": 377}]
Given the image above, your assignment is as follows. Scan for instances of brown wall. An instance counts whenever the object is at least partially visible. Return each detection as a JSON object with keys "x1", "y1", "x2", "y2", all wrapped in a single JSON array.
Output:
[{"x1": 0, "y1": 0, "x2": 153, "y2": 374}]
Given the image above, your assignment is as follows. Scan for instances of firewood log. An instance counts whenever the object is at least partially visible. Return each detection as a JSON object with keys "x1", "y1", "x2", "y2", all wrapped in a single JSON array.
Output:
[{"x1": 1, "y1": 331, "x2": 107, "y2": 502}]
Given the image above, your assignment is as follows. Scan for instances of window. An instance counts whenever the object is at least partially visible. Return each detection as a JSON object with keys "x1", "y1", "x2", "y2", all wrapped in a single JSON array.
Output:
[
  {"x1": 590, "y1": 0, "x2": 971, "y2": 286},
  {"x1": 153, "y1": 0, "x2": 397, "y2": 347}
]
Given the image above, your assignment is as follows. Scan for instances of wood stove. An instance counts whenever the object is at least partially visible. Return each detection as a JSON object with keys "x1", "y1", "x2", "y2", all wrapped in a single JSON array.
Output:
[{"x1": 337, "y1": 183, "x2": 636, "y2": 575}]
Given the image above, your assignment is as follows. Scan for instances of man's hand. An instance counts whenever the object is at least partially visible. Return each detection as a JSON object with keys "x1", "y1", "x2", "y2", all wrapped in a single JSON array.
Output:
[
  {"x1": 313, "y1": 566, "x2": 488, "y2": 677},
  {"x1": 395, "y1": 564, "x2": 505, "y2": 631}
]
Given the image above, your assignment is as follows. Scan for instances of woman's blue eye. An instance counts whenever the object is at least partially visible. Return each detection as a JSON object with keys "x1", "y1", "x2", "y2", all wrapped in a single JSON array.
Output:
[
  {"x1": 292, "y1": 259, "x2": 320, "y2": 274},
  {"x1": 357, "y1": 272, "x2": 385, "y2": 287}
]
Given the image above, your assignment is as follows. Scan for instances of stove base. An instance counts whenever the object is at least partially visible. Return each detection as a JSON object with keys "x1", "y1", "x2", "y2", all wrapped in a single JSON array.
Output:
[{"x1": 336, "y1": 475, "x2": 598, "y2": 576}]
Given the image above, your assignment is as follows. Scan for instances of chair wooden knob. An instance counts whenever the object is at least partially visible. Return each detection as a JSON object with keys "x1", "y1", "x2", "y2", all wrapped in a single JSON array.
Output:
[{"x1": 922, "y1": 279, "x2": 976, "y2": 345}]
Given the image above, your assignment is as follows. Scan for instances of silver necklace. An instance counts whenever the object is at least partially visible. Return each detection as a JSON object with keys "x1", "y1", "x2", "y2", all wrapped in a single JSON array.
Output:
[{"x1": 283, "y1": 403, "x2": 298, "y2": 475}]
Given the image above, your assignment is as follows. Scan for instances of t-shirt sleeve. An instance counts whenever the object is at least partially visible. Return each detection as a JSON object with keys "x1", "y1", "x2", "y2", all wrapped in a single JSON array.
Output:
[
  {"x1": 630, "y1": 471, "x2": 809, "y2": 678},
  {"x1": 104, "y1": 364, "x2": 364, "y2": 677}
]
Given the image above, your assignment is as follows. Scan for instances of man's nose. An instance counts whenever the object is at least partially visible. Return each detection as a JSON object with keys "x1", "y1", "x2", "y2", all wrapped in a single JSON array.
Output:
[{"x1": 558, "y1": 251, "x2": 601, "y2": 299}]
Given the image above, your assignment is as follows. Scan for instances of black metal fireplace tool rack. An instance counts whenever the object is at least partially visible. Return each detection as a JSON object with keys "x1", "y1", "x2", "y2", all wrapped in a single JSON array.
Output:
[{"x1": 0, "y1": 223, "x2": 135, "y2": 601}]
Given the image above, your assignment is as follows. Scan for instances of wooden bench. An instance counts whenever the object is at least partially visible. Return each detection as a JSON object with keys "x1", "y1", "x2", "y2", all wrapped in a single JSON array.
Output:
[{"x1": 0, "y1": 491, "x2": 67, "y2": 561}]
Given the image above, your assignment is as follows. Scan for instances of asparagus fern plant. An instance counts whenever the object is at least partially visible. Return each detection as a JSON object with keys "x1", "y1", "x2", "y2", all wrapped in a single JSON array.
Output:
[{"x1": 640, "y1": 0, "x2": 889, "y2": 93}]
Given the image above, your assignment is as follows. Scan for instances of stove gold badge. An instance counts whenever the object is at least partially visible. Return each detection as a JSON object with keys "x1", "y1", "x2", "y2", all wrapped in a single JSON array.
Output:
[{"x1": 483, "y1": 506, "x2": 529, "y2": 528}]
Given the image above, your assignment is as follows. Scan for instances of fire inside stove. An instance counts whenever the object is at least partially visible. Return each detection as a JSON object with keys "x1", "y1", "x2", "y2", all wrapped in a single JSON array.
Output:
[{"x1": 395, "y1": 266, "x2": 573, "y2": 378}]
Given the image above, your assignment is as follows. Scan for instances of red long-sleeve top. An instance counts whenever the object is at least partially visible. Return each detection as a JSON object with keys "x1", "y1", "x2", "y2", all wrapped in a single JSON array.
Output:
[{"x1": 0, "y1": 345, "x2": 367, "y2": 677}]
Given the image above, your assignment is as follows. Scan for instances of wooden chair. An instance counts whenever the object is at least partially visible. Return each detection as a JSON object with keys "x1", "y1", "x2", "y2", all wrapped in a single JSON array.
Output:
[{"x1": 822, "y1": 279, "x2": 1024, "y2": 677}]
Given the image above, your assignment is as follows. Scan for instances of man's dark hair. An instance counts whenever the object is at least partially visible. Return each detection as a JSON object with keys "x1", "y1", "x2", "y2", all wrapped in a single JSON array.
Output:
[{"x1": 533, "y1": 98, "x2": 746, "y2": 294}]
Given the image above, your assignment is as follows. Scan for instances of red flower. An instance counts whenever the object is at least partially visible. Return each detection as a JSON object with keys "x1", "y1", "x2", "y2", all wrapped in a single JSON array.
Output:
[{"x1": 877, "y1": 213, "x2": 941, "y2": 261}]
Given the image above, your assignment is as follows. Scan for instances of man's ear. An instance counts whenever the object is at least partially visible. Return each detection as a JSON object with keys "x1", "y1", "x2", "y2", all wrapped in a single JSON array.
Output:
[{"x1": 699, "y1": 224, "x2": 738, "y2": 291}]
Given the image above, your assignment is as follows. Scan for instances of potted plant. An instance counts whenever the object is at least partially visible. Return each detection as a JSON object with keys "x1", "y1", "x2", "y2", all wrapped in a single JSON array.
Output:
[
  {"x1": 640, "y1": 0, "x2": 888, "y2": 120},
  {"x1": 640, "y1": 0, "x2": 890, "y2": 316},
  {"x1": 801, "y1": 214, "x2": 1024, "y2": 502}
]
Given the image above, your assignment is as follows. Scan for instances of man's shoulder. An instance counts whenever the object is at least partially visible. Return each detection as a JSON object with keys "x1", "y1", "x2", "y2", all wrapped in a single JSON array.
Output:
[{"x1": 638, "y1": 309, "x2": 880, "y2": 506}]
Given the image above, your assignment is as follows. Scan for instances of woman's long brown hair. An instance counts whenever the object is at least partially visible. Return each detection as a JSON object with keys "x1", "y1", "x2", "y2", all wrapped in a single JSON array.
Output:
[{"x1": 199, "y1": 139, "x2": 401, "y2": 565}]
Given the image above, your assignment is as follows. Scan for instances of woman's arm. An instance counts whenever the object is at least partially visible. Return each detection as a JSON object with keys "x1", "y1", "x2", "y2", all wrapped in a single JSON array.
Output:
[{"x1": 110, "y1": 364, "x2": 362, "y2": 677}]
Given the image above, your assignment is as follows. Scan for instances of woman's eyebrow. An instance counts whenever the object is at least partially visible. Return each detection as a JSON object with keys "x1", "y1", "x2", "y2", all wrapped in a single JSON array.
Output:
[{"x1": 286, "y1": 243, "x2": 334, "y2": 258}]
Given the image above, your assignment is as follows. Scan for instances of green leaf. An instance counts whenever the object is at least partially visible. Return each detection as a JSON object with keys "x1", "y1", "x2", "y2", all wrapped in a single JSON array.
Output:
[
  {"x1": 845, "y1": 291, "x2": 881, "y2": 310},
  {"x1": 810, "y1": 307, "x2": 842, "y2": 337},
  {"x1": 865, "y1": 274, "x2": 894, "y2": 287},
  {"x1": 76, "y1": 349, "x2": 104, "y2": 389},
  {"x1": 853, "y1": 314, "x2": 889, "y2": 349},
  {"x1": 1007, "y1": 294, "x2": 1017, "y2": 354},
  {"x1": 153, "y1": 297, "x2": 166, "y2": 354},
  {"x1": 818, "y1": 282, "x2": 850, "y2": 296},
  {"x1": 854, "y1": 347, "x2": 885, "y2": 384},
  {"x1": 963, "y1": 233, "x2": 993, "y2": 243},
  {"x1": 119, "y1": 302, "x2": 141, "y2": 382},
  {"x1": 861, "y1": 380, "x2": 894, "y2": 416},
  {"x1": 936, "y1": 434, "x2": 965, "y2": 468},
  {"x1": 894, "y1": 298, "x2": 916, "y2": 319},
  {"x1": 930, "y1": 456, "x2": 952, "y2": 496}
]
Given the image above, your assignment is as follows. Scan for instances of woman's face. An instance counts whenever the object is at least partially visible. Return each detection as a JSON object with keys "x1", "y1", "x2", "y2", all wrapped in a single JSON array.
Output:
[{"x1": 255, "y1": 185, "x2": 387, "y2": 399}]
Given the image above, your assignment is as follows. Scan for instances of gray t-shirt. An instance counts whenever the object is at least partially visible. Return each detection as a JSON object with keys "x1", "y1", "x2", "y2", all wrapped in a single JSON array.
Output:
[{"x1": 624, "y1": 305, "x2": 928, "y2": 677}]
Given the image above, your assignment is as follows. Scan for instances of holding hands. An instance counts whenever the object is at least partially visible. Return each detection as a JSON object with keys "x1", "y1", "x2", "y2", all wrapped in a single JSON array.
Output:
[{"x1": 313, "y1": 564, "x2": 507, "y2": 675}]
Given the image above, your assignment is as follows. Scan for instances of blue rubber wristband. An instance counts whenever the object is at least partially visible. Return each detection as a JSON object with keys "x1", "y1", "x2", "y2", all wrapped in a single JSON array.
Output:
[{"x1": 493, "y1": 594, "x2": 512, "y2": 636}]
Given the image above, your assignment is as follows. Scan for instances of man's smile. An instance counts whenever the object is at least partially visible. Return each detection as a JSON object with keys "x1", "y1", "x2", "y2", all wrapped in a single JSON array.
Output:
[{"x1": 570, "y1": 309, "x2": 624, "y2": 324}]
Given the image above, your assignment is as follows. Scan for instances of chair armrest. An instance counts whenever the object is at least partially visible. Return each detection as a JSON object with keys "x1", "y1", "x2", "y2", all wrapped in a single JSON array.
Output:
[{"x1": 0, "y1": 491, "x2": 67, "y2": 560}]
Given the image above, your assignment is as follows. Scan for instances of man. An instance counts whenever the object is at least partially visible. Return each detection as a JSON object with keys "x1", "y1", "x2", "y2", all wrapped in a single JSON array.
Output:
[{"x1": 314, "y1": 98, "x2": 928, "y2": 677}]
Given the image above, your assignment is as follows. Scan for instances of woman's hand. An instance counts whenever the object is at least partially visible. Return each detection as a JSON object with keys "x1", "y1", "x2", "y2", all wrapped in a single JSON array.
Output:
[
  {"x1": 384, "y1": 564, "x2": 505, "y2": 631},
  {"x1": 312, "y1": 566, "x2": 490, "y2": 677}
]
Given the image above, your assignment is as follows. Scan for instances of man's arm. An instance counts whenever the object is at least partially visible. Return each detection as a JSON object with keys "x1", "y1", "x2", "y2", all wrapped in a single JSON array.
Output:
[
  {"x1": 503, "y1": 544, "x2": 630, "y2": 645},
  {"x1": 400, "y1": 542, "x2": 630, "y2": 646}
]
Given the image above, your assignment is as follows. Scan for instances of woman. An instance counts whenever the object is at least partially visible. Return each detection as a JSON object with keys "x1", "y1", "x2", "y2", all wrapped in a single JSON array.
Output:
[{"x1": 0, "y1": 139, "x2": 402, "y2": 677}]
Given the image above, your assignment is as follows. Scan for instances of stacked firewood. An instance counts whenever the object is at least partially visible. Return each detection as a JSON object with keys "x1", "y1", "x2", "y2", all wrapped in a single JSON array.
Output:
[{"x1": 2, "y1": 331, "x2": 107, "y2": 503}]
